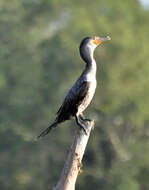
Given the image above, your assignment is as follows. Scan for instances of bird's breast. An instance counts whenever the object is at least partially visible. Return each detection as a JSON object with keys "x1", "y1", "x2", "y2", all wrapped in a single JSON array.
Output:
[
  {"x1": 85, "y1": 73, "x2": 97, "y2": 93},
  {"x1": 77, "y1": 78, "x2": 97, "y2": 115},
  {"x1": 87, "y1": 79, "x2": 97, "y2": 99}
]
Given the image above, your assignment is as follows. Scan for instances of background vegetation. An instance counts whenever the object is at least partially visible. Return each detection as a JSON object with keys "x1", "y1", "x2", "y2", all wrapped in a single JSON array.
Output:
[{"x1": 0, "y1": 0, "x2": 149, "y2": 189}]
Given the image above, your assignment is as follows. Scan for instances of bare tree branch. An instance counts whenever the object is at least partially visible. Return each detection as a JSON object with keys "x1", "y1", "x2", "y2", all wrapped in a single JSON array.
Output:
[{"x1": 53, "y1": 120, "x2": 94, "y2": 190}]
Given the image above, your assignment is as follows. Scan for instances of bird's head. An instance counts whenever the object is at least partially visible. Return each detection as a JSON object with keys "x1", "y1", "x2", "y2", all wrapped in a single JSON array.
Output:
[{"x1": 79, "y1": 36, "x2": 111, "y2": 63}]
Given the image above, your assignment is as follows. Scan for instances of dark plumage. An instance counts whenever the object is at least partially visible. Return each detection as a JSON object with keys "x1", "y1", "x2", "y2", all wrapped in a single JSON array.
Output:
[{"x1": 37, "y1": 36, "x2": 110, "y2": 139}]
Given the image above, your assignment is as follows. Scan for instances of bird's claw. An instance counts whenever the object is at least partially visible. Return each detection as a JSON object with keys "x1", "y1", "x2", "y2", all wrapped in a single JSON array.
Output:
[{"x1": 81, "y1": 125, "x2": 88, "y2": 135}]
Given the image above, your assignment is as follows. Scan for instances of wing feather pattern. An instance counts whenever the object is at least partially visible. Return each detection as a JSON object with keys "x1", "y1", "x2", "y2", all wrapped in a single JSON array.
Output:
[{"x1": 56, "y1": 80, "x2": 91, "y2": 122}]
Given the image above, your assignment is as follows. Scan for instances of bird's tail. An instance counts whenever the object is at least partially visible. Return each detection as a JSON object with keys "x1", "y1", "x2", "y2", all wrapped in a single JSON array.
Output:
[{"x1": 37, "y1": 121, "x2": 58, "y2": 140}]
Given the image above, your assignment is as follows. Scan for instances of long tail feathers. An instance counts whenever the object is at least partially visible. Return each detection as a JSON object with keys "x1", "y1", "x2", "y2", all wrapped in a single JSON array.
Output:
[{"x1": 37, "y1": 121, "x2": 58, "y2": 140}]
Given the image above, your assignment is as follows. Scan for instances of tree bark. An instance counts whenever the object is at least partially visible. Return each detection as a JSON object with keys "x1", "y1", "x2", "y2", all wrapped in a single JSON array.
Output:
[{"x1": 53, "y1": 120, "x2": 94, "y2": 190}]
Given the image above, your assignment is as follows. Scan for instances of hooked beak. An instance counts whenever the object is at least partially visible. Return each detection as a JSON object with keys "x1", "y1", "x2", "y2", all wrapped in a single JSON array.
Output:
[{"x1": 92, "y1": 36, "x2": 111, "y2": 46}]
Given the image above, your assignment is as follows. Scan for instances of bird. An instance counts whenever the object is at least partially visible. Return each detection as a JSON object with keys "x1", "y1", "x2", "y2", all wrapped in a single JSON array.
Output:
[{"x1": 37, "y1": 36, "x2": 111, "y2": 139}]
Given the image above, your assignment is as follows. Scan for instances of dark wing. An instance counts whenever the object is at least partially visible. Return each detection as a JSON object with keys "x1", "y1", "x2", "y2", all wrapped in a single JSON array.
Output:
[{"x1": 56, "y1": 80, "x2": 91, "y2": 122}]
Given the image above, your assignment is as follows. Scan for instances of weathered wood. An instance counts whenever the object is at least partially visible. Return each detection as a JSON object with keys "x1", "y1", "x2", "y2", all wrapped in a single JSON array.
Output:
[{"x1": 53, "y1": 120, "x2": 94, "y2": 190}]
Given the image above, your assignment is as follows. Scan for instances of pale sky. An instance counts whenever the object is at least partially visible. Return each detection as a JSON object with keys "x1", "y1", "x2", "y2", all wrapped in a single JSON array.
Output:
[{"x1": 140, "y1": 0, "x2": 149, "y2": 6}]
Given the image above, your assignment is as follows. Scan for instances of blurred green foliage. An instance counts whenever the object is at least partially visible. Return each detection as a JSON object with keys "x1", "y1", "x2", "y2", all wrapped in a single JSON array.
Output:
[{"x1": 0, "y1": 0, "x2": 149, "y2": 189}]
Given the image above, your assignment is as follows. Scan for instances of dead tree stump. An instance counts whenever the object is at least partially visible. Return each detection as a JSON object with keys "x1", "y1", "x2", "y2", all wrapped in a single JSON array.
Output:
[{"x1": 53, "y1": 120, "x2": 94, "y2": 190}]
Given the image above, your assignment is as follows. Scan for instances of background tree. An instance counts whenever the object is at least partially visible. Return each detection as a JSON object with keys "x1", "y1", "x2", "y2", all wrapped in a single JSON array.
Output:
[{"x1": 0, "y1": 0, "x2": 149, "y2": 189}]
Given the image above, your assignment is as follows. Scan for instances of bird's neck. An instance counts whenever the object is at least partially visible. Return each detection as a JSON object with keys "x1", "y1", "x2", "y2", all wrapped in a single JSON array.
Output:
[
  {"x1": 80, "y1": 47, "x2": 97, "y2": 79},
  {"x1": 84, "y1": 48, "x2": 97, "y2": 77},
  {"x1": 85, "y1": 59, "x2": 97, "y2": 76}
]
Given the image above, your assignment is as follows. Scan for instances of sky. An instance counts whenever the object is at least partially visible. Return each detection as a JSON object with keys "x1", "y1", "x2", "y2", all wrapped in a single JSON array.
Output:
[{"x1": 140, "y1": 0, "x2": 149, "y2": 6}]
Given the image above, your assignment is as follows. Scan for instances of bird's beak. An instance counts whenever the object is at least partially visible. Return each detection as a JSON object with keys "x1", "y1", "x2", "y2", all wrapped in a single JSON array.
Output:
[{"x1": 93, "y1": 36, "x2": 111, "y2": 46}]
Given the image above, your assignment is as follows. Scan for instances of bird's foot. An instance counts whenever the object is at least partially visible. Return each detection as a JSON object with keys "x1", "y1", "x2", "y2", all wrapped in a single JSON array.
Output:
[
  {"x1": 77, "y1": 121, "x2": 88, "y2": 135},
  {"x1": 80, "y1": 120, "x2": 95, "y2": 133},
  {"x1": 79, "y1": 123, "x2": 88, "y2": 135},
  {"x1": 83, "y1": 118, "x2": 92, "y2": 122},
  {"x1": 75, "y1": 116, "x2": 94, "y2": 135},
  {"x1": 79, "y1": 114, "x2": 92, "y2": 122}
]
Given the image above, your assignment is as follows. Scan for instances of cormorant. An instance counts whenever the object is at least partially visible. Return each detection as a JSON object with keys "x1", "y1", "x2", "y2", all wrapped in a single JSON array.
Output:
[{"x1": 37, "y1": 36, "x2": 111, "y2": 139}]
